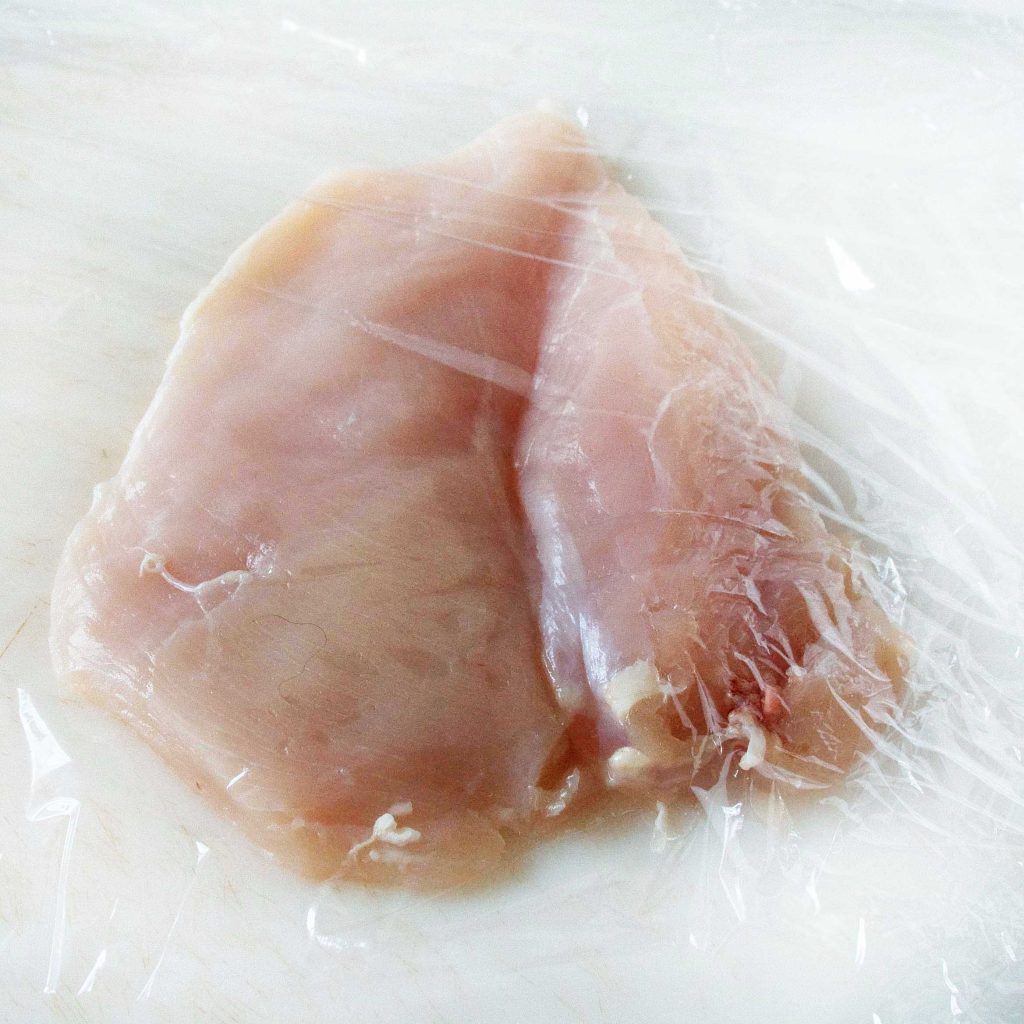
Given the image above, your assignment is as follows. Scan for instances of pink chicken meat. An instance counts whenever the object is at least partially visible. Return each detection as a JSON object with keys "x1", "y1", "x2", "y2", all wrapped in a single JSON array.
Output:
[
  {"x1": 519, "y1": 179, "x2": 904, "y2": 788},
  {"x1": 50, "y1": 114, "x2": 599, "y2": 884},
  {"x1": 51, "y1": 113, "x2": 904, "y2": 885}
]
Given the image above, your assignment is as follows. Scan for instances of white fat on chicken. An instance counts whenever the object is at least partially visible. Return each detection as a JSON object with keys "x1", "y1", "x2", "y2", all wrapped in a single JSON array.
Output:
[
  {"x1": 604, "y1": 659, "x2": 771, "y2": 784},
  {"x1": 348, "y1": 804, "x2": 422, "y2": 863}
]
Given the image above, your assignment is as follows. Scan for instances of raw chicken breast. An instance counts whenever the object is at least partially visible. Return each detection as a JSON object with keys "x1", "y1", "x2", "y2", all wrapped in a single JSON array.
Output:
[
  {"x1": 50, "y1": 113, "x2": 601, "y2": 885},
  {"x1": 518, "y1": 181, "x2": 906, "y2": 789},
  {"x1": 52, "y1": 111, "x2": 906, "y2": 888}
]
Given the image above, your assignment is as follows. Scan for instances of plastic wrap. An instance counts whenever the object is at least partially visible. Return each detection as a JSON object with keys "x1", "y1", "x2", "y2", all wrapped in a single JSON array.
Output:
[{"x1": 3, "y1": 2, "x2": 1024, "y2": 1022}]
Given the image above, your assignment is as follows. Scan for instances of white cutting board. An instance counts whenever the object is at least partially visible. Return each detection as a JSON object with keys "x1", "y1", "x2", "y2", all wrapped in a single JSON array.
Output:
[{"x1": 3, "y1": 2, "x2": 1024, "y2": 1022}]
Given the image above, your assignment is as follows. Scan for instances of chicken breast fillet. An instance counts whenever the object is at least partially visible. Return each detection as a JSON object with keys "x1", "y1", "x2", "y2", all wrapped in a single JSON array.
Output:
[
  {"x1": 51, "y1": 113, "x2": 600, "y2": 884},
  {"x1": 52, "y1": 113, "x2": 904, "y2": 885},
  {"x1": 519, "y1": 179, "x2": 905, "y2": 789}
]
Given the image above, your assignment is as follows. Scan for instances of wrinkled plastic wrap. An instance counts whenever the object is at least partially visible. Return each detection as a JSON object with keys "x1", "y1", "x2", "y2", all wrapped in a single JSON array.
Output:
[{"x1": 3, "y1": 2, "x2": 1024, "y2": 1022}]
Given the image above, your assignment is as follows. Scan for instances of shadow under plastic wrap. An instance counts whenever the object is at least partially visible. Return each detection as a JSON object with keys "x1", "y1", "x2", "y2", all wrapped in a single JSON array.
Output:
[{"x1": 2, "y1": 2, "x2": 1023, "y2": 1022}]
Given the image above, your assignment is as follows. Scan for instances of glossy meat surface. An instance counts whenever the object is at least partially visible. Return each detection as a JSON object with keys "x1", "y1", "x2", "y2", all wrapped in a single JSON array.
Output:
[
  {"x1": 50, "y1": 113, "x2": 599, "y2": 884},
  {"x1": 519, "y1": 180, "x2": 905, "y2": 788},
  {"x1": 51, "y1": 114, "x2": 905, "y2": 886}
]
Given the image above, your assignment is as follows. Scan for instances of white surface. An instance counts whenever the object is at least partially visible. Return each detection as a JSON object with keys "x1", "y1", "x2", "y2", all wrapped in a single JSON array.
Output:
[{"x1": 2, "y1": 2, "x2": 1024, "y2": 1022}]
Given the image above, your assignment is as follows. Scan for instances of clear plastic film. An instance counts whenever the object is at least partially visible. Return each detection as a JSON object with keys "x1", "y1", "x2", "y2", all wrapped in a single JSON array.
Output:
[{"x1": 3, "y1": 2, "x2": 1024, "y2": 1022}]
